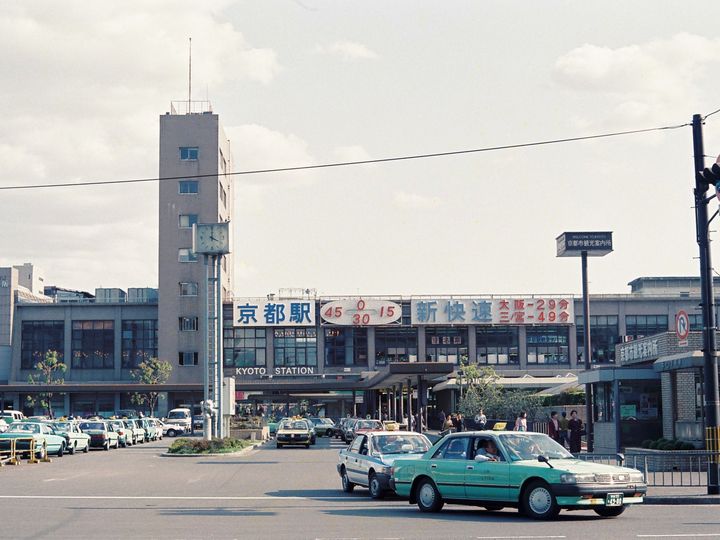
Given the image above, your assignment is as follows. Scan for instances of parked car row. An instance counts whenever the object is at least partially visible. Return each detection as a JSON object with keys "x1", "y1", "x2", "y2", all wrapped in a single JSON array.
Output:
[
  {"x1": 0, "y1": 410, "x2": 173, "y2": 459},
  {"x1": 337, "y1": 429, "x2": 648, "y2": 521}
]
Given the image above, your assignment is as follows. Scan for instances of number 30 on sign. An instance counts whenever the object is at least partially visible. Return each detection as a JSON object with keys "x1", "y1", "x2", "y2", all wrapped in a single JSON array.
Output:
[{"x1": 321, "y1": 299, "x2": 402, "y2": 326}]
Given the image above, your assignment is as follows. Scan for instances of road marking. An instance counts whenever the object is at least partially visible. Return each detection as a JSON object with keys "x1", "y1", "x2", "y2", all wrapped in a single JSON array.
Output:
[
  {"x1": 476, "y1": 537, "x2": 566, "y2": 540},
  {"x1": 638, "y1": 535, "x2": 720, "y2": 538},
  {"x1": 0, "y1": 495, "x2": 352, "y2": 501}
]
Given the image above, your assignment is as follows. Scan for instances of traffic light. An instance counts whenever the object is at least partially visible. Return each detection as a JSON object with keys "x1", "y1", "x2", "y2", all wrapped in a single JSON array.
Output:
[{"x1": 699, "y1": 162, "x2": 720, "y2": 189}]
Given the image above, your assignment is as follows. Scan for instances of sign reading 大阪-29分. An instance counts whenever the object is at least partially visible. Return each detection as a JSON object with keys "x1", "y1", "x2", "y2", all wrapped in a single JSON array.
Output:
[
  {"x1": 233, "y1": 299, "x2": 315, "y2": 327},
  {"x1": 410, "y1": 298, "x2": 574, "y2": 325},
  {"x1": 321, "y1": 299, "x2": 402, "y2": 326}
]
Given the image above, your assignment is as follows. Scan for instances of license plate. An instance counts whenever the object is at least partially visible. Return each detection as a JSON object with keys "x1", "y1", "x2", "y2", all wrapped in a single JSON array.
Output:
[{"x1": 606, "y1": 493, "x2": 623, "y2": 506}]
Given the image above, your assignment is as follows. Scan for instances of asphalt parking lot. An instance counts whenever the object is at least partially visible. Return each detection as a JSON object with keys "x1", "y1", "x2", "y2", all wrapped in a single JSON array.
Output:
[{"x1": 1, "y1": 435, "x2": 719, "y2": 540}]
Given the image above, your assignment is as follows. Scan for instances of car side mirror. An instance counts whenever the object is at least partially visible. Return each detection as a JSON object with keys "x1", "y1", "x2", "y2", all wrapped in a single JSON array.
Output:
[{"x1": 537, "y1": 455, "x2": 554, "y2": 468}]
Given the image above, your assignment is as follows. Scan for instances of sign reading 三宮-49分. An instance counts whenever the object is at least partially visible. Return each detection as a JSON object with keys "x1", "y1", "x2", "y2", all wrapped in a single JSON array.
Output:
[{"x1": 410, "y1": 298, "x2": 574, "y2": 325}]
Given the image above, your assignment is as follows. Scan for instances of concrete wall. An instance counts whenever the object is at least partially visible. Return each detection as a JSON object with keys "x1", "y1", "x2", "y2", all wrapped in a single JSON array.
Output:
[{"x1": 158, "y1": 112, "x2": 233, "y2": 385}]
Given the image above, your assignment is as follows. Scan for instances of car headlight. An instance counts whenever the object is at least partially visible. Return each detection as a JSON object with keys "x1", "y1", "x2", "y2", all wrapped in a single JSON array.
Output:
[
  {"x1": 560, "y1": 473, "x2": 597, "y2": 484},
  {"x1": 629, "y1": 472, "x2": 645, "y2": 483},
  {"x1": 380, "y1": 466, "x2": 393, "y2": 475}
]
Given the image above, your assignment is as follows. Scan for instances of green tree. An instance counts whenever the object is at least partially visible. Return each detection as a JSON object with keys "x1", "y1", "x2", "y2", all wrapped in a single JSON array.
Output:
[
  {"x1": 130, "y1": 358, "x2": 172, "y2": 417},
  {"x1": 27, "y1": 350, "x2": 66, "y2": 418},
  {"x1": 457, "y1": 364, "x2": 501, "y2": 417}
]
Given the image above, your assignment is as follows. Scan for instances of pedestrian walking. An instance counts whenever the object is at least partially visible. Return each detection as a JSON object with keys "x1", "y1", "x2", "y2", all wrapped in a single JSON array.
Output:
[
  {"x1": 568, "y1": 409, "x2": 583, "y2": 454},
  {"x1": 559, "y1": 411, "x2": 570, "y2": 448},
  {"x1": 514, "y1": 411, "x2": 527, "y2": 432}
]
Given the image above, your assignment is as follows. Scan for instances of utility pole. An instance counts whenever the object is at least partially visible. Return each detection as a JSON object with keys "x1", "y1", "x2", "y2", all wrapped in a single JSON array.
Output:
[{"x1": 692, "y1": 113, "x2": 720, "y2": 494}]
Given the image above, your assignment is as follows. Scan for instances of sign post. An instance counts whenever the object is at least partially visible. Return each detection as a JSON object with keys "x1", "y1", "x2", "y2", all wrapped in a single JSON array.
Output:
[
  {"x1": 557, "y1": 231, "x2": 613, "y2": 453},
  {"x1": 676, "y1": 310, "x2": 690, "y2": 347}
]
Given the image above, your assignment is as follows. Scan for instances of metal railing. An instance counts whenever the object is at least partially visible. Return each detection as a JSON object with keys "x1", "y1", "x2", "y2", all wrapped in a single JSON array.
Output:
[
  {"x1": 575, "y1": 451, "x2": 720, "y2": 487},
  {"x1": 0, "y1": 437, "x2": 49, "y2": 466}
]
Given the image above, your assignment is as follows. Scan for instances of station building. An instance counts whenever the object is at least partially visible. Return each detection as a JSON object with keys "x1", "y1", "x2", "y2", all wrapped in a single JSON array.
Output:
[{"x1": 0, "y1": 103, "x2": 713, "y2": 450}]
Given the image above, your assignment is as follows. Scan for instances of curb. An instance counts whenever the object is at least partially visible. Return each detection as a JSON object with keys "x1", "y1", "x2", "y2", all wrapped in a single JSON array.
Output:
[
  {"x1": 160, "y1": 442, "x2": 264, "y2": 458},
  {"x1": 644, "y1": 496, "x2": 720, "y2": 505}
]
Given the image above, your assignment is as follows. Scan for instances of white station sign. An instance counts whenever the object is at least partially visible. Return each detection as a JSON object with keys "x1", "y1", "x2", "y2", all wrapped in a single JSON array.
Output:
[{"x1": 321, "y1": 299, "x2": 401, "y2": 326}]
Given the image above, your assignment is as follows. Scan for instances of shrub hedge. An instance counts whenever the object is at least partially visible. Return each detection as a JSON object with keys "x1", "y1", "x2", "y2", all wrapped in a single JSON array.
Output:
[
  {"x1": 167, "y1": 437, "x2": 252, "y2": 454},
  {"x1": 640, "y1": 438, "x2": 697, "y2": 451}
]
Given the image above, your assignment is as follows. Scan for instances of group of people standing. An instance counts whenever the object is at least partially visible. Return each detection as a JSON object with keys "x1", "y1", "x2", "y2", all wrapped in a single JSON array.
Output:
[{"x1": 548, "y1": 409, "x2": 583, "y2": 453}]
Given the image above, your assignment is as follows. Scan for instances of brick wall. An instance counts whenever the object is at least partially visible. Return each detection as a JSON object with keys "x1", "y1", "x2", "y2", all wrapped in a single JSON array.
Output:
[
  {"x1": 675, "y1": 370, "x2": 697, "y2": 422},
  {"x1": 661, "y1": 372, "x2": 674, "y2": 439}
]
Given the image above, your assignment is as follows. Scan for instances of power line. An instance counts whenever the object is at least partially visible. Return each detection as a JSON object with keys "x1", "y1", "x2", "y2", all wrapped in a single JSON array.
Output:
[{"x1": 0, "y1": 121, "x2": 691, "y2": 191}]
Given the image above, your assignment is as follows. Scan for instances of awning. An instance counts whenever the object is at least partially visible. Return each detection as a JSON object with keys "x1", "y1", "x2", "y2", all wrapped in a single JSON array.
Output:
[{"x1": 432, "y1": 373, "x2": 579, "y2": 393}]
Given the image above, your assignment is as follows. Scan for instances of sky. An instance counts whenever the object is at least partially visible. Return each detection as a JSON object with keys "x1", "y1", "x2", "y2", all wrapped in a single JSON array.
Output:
[{"x1": 3, "y1": 1, "x2": 720, "y2": 298}]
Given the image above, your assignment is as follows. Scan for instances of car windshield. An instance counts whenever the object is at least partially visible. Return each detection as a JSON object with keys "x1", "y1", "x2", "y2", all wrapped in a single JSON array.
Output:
[
  {"x1": 110, "y1": 421, "x2": 123, "y2": 428},
  {"x1": 357, "y1": 420, "x2": 382, "y2": 430},
  {"x1": 499, "y1": 433, "x2": 574, "y2": 461},
  {"x1": 51, "y1": 422, "x2": 72, "y2": 431},
  {"x1": 79, "y1": 422, "x2": 105, "y2": 431},
  {"x1": 281, "y1": 421, "x2": 308, "y2": 430},
  {"x1": 7, "y1": 423, "x2": 40, "y2": 434},
  {"x1": 375, "y1": 434, "x2": 430, "y2": 454},
  {"x1": 168, "y1": 411, "x2": 189, "y2": 419}
]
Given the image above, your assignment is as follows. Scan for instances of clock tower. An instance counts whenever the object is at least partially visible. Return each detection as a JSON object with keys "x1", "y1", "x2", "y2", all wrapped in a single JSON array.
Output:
[{"x1": 158, "y1": 103, "x2": 234, "y2": 400}]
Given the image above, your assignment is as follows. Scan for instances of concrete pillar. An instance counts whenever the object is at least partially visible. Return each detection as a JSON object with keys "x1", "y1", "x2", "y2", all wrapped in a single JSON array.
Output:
[
  {"x1": 418, "y1": 327, "x2": 426, "y2": 361},
  {"x1": 468, "y1": 326, "x2": 477, "y2": 364},
  {"x1": 367, "y1": 327, "x2": 376, "y2": 370},
  {"x1": 518, "y1": 326, "x2": 528, "y2": 370},
  {"x1": 661, "y1": 372, "x2": 675, "y2": 439}
]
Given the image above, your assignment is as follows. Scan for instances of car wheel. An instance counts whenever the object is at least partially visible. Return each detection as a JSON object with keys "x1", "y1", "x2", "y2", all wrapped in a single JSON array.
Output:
[
  {"x1": 83, "y1": 442, "x2": 89, "y2": 453},
  {"x1": 276, "y1": 443, "x2": 283, "y2": 448},
  {"x1": 341, "y1": 467, "x2": 355, "y2": 493},
  {"x1": 103, "y1": 441, "x2": 110, "y2": 451},
  {"x1": 120, "y1": 440, "x2": 126, "y2": 448},
  {"x1": 37, "y1": 446, "x2": 47, "y2": 460},
  {"x1": 522, "y1": 480, "x2": 560, "y2": 520},
  {"x1": 416, "y1": 478, "x2": 444, "y2": 513},
  {"x1": 68, "y1": 443, "x2": 76, "y2": 455},
  {"x1": 167, "y1": 429, "x2": 176, "y2": 437},
  {"x1": 57, "y1": 443, "x2": 65, "y2": 457},
  {"x1": 594, "y1": 505, "x2": 627, "y2": 518},
  {"x1": 369, "y1": 473, "x2": 385, "y2": 499},
  {"x1": 305, "y1": 443, "x2": 310, "y2": 448}
]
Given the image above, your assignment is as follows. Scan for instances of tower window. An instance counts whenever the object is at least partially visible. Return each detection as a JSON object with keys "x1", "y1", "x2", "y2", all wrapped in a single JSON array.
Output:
[{"x1": 180, "y1": 147, "x2": 199, "y2": 160}]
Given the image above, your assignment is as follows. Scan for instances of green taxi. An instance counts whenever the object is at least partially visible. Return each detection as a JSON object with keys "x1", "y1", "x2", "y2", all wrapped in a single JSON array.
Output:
[{"x1": 391, "y1": 431, "x2": 646, "y2": 520}]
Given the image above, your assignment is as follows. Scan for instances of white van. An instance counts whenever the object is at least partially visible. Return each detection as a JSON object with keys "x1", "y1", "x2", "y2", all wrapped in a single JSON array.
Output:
[
  {"x1": 166, "y1": 408, "x2": 192, "y2": 431},
  {"x1": 1, "y1": 410, "x2": 25, "y2": 423}
]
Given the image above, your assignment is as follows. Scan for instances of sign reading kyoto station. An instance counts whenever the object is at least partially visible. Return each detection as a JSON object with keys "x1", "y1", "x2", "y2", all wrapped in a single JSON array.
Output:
[
  {"x1": 233, "y1": 299, "x2": 315, "y2": 327},
  {"x1": 410, "y1": 297, "x2": 574, "y2": 325}
]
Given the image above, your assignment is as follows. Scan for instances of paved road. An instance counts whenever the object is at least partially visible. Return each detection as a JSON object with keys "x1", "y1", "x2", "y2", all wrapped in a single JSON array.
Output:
[{"x1": 0, "y1": 436, "x2": 719, "y2": 540}]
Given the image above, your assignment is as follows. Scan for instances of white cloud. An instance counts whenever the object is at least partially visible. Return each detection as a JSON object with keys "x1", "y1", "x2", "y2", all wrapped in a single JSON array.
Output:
[
  {"x1": 393, "y1": 191, "x2": 441, "y2": 209},
  {"x1": 333, "y1": 145, "x2": 371, "y2": 162},
  {"x1": 553, "y1": 33, "x2": 720, "y2": 124},
  {"x1": 314, "y1": 40, "x2": 378, "y2": 60}
]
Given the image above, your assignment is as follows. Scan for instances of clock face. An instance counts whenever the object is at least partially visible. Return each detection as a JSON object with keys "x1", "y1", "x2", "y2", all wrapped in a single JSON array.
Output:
[{"x1": 194, "y1": 223, "x2": 230, "y2": 254}]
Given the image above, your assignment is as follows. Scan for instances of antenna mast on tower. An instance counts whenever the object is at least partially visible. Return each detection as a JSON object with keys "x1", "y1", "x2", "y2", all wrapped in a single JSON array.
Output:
[{"x1": 188, "y1": 37, "x2": 192, "y2": 113}]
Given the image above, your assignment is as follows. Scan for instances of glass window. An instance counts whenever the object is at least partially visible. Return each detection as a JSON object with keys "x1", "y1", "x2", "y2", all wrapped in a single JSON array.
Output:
[
  {"x1": 178, "y1": 248, "x2": 198, "y2": 263},
  {"x1": 273, "y1": 328, "x2": 317, "y2": 367},
  {"x1": 219, "y1": 183, "x2": 227, "y2": 208},
  {"x1": 375, "y1": 327, "x2": 417, "y2": 366},
  {"x1": 324, "y1": 328, "x2": 368, "y2": 367},
  {"x1": 180, "y1": 147, "x2": 199, "y2": 160},
  {"x1": 476, "y1": 326, "x2": 519, "y2": 365},
  {"x1": 576, "y1": 315, "x2": 620, "y2": 364},
  {"x1": 121, "y1": 320, "x2": 158, "y2": 369},
  {"x1": 425, "y1": 327, "x2": 468, "y2": 364},
  {"x1": 21, "y1": 321, "x2": 64, "y2": 369},
  {"x1": 179, "y1": 352, "x2": 198, "y2": 366},
  {"x1": 179, "y1": 317, "x2": 198, "y2": 332},
  {"x1": 72, "y1": 321, "x2": 114, "y2": 369},
  {"x1": 178, "y1": 214, "x2": 198, "y2": 228},
  {"x1": 625, "y1": 315, "x2": 668, "y2": 339},
  {"x1": 526, "y1": 326, "x2": 569, "y2": 364},
  {"x1": 224, "y1": 328, "x2": 267, "y2": 367},
  {"x1": 689, "y1": 314, "x2": 703, "y2": 331},
  {"x1": 179, "y1": 282, "x2": 198, "y2": 296},
  {"x1": 178, "y1": 180, "x2": 199, "y2": 194}
]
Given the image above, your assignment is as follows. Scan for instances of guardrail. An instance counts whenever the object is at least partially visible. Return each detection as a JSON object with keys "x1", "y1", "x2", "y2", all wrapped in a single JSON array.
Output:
[
  {"x1": 576, "y1": 451, "x2": 720, "y2": 487},
  {"x1": 0, "y1": 438, "x2": 50, "y2": 466}
]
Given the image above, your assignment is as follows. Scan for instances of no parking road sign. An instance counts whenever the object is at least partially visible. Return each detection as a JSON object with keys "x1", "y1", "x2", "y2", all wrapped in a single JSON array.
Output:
[{"x1": 676, "y1": 310, "x2": 690, "y2": 346}]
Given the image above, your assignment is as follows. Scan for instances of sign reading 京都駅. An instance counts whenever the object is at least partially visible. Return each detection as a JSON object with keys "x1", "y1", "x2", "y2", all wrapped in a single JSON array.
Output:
[
  {"x1": 410, "y1": 298, "x2": 574, "y2": 325},
  {"x1": 321, "y1": 299, "x2": 402, "y2": 326},
  {"x1": 233, "y1": 299, "x2": 315, "y2": 327}
]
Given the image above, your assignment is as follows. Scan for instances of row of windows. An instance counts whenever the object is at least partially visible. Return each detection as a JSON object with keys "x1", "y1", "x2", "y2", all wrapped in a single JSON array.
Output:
[{"x1": 21, "y1": 320, "x2": 158, "y2": 370}]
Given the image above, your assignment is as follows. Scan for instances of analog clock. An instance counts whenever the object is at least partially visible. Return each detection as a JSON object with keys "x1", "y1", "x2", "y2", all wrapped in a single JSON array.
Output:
[{"x1": 193, "y1": 222, "x2": 231, "y2": 254}]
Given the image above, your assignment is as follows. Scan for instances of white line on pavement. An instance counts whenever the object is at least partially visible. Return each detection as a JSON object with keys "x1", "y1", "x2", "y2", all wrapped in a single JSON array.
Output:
[
  {"x1": 476, "y1": 537, "x2": 566, "y2": 539},
  {"x1": 0, "y1": 495, "x2": 350, "y2": 501},
  {"x1": 637, "y1": 535, "x2": 720, "y2": 538}
]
